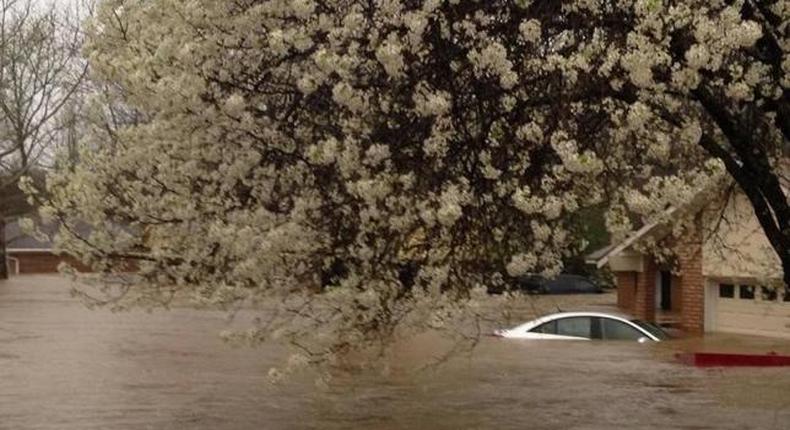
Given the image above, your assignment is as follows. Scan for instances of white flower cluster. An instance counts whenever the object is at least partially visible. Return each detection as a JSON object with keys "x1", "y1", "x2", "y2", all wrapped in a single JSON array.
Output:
[
  {"x1": 506, "y1": 252, "x2": 538, "y2": 277},
  {"x1": 468, "y1": 42, "x2": 519, "y2": 89},
  {"x1": 519, "y1": 19, "x2": 541, "y2": 44},
  {"x1": 512, "y1": 186, "x2": 542, "y2": 214},
  {"x1": 551, "y1": 132, "x2": 604, "y2": 175},
  {"x1": 332, "y1": 82, "x2": 368, "y2": 113},
  {"x1": 516, "y1": 122, "x2": 544, "y2": 144},
  {"x1": 375, "y1": 36, "x2": 405, "y2": 78},
  {"x1": 436, "y1": 183, "x2": 470, "y2": 227},
  {"x1": 685, "y1": 44, "x2": 710, "y2": 70},
  {"x1": 413, "y1": 84, "x2": 451, "y2": 117}
]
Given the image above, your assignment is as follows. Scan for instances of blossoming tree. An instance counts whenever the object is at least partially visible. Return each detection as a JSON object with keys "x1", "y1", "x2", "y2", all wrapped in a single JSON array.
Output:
[
  {"x1": 0, "y1": 0, "x2": 86, "y2": 279},
  {"x1": 40, "y1": 0, "x2": 788, "y2": 362}
]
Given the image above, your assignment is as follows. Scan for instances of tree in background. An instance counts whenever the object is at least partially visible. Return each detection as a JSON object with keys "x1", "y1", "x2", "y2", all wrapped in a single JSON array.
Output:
[
  {"x1": 0, "y1": 0, "x2": 86, "y2": 278},
  {"x1": 41, "y1": 0, "x2": 786, "y2": 364}
]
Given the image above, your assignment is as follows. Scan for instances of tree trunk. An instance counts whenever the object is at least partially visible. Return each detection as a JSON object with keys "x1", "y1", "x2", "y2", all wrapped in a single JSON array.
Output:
[
  {"x1": 0, "y1": 218, "x2": 7, "y2": 280},
  {"x1": 698, "y1": 134, "x2": 790, "y2": 288}
]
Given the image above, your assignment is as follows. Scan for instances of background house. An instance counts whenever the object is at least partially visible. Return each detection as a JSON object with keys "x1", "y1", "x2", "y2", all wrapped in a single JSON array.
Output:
[
  {"x1": 4, "y1": 219, "x2": 89, "y2": 274},
  {"x1": 588, "y1": 183, "x2": 789, "y2": 339}
]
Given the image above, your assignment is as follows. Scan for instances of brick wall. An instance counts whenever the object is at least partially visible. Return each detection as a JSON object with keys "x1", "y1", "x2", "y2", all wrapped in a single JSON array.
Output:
[
  {"x1": 675, "y1": 222, "x2": 705, "y2": 334},
  {"x1": 615, "y1": 272, "x2": 637, "y2": 312},
  {"x1": 609, "y1": 218, "x2": 706, "y2": 334},
  {"x1": 614, "y1": 260, "x2": 658, "y2": 323},
  {"x1": 633, "y1": 259, "x2": 657, "y2": 323},
  {"x1": 670, "y1": 274, "x2": 683, "y2": 313},
  {"x1": 9, "y1": 252, "x2": 90, "y2": 274}
]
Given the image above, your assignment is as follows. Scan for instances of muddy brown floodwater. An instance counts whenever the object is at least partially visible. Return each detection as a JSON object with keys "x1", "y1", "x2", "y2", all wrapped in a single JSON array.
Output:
[{"x1": 1, "y1": 276, "x2": 790, "y2": 430}]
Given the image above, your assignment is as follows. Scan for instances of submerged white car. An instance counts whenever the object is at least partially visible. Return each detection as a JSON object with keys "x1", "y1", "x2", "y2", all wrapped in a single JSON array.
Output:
[{"x1": 494, "y1": 311, "x2": 668, "y2": 342}]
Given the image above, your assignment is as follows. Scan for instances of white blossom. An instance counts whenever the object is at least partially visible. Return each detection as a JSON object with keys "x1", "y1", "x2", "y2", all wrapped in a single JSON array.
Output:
[
  {"x1": 468, "y1": 42, "x2": 518, "y2": 89},
  {"x1": 506, "y1": 253, "x2": 538, "y2": 277},
  {"x1": 436, "y1": 184, "x2": 467, "y2": 227},
  {"x1": 685, "y1": 44, "x2": 710, "y2": 70},
  {"x1": 519, "y1": 19, "x2": 541, "y2": 43},
  {"x1": 516, "y1": 122, "x2": 544, "y2": 144},
  {"x1": 375, "y1": 36, "x2": 405, "y2": 78},
  {"x1": 290, "y1": 0, "x2": 315, "y2": 19},
  {"x1": 413, "y1": 84, "x2": 451, "y2": 117}
]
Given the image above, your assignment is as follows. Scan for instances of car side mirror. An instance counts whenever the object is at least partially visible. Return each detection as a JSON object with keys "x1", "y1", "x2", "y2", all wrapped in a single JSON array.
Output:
[{"x1": 637, "y1": 337, "x2": 649, "y2": 344}]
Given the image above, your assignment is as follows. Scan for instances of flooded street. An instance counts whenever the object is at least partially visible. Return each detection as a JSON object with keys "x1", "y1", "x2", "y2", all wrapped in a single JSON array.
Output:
[{"x1": 1, "y1": 276, "x2": 789, "y2": 430}]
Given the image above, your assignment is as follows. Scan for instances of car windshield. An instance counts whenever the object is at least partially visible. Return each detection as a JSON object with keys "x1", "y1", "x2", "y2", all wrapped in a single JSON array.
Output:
[{"x1": 630, "y1": 320, "x2": 669, "y2": 340}]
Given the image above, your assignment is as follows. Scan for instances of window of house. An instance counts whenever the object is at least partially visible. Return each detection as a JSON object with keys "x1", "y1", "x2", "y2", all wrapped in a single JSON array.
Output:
[
  {"x1": 760, "y1": 286, "x2": 778, "y2": 302},
  {"x1": 739, "y1": 285, "x2": 755, "y2": 299},
  {"x1": 719, "y1": 284, "x2": 735, "y2": 298}
]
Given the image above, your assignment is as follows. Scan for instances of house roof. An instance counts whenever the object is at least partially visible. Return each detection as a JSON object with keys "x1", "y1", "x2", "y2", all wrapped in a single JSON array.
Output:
[
  {"x1": 585, "y1": 207, "x2": 677, "y2": 269},
  {"x1": 5, "y1": 219, "x2": 53, "y2": 250},
  {"x1": 4, "y1": 218, "x2": 93, "y2": 252},
  {"x1": 585, "y1": 172, "x2": 734, "y2": 269},
  {"x1": 584, "y1": 244, "x2": 616, "y2": 263}
]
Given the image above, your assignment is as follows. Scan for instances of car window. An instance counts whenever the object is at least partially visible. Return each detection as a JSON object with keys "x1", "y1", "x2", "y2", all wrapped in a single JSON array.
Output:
[
  {"x1": 631, "y1": 320, "x2": 668, "y2": 340},
  {"x1": 602, "y1": 319, "x2": 643, "y2": 341},
  {"x1": 530, "y1": 320, "x2": 557, "y2": 334},
  {"x1": 555, "y1": 317, "x2": 592, "y2": 338}
]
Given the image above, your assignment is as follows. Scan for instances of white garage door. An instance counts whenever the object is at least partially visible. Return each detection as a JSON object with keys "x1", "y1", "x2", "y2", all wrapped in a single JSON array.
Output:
[{"x1": 713, "y1": 283, "x2": 790, "y2": 339}]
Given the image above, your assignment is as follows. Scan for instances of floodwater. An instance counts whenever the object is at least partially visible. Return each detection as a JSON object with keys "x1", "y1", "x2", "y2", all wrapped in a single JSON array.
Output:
[{"x1": 1, "y1": 276, "x2": 790, "y2": 430}]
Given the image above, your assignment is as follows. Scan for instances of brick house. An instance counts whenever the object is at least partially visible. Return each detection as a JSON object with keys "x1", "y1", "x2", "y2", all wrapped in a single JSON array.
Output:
[
  {"x1": 4, "y1": 219, "x2": 89, "y2": 274},
  {"x1": 587, "y1": 184, "x2": 789, "y2": 339}
]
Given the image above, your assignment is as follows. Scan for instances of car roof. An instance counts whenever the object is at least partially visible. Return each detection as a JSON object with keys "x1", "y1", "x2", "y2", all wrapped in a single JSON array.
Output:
[
  {"x1": 512, "y1": 311, "x2": 639, "y2": 331},
  {"x1": 539, "y1": 311, "x2": 636, "y2": 320}
]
